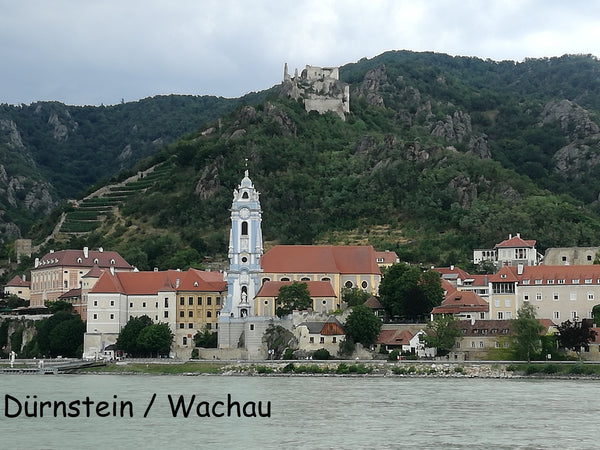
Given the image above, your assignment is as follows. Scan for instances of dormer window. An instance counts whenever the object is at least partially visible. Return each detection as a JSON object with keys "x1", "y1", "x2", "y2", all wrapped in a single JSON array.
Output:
[
  {"x1": 110, "y1": 259, "x2": 115, "y2": 265},
  {"x1": 77, "y1": 258, "x2": 82, "y2": 263},
  {"x1": 94, "y1": 258, "x2": 99, "y2": 264}
]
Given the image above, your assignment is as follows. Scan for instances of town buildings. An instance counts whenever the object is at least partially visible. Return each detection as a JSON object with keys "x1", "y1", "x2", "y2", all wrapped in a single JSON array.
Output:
[
  {"x1": 3, "y1": 275, "x2": 30, "y2": 301},
  {"x1": 29, "y1": 247, "x2": 133, "y2": 307}
]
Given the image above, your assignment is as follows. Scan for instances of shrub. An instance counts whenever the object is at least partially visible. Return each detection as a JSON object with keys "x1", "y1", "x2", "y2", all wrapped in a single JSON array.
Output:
[
  {"x1": 313, "y1": 348, "x2": 331, "y2": 360},
  {"x1": 282, "y1": 348, "x2": 295, "y2": 360},
  {"x1": 336, "y1": 363, "x2": 349, "y2": 374},
  {"x1": 282, "y1": 363, "x2": 295, "y2": 373},
  {"x1": 388, "y1": 349, "x2": 400, "y2": 361},
  {"x1": 255, "y1": 365, "x2": 273, "y2": 374}
]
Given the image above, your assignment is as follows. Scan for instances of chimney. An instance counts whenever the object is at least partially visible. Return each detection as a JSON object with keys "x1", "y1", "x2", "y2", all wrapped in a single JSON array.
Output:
[
  {"x1": 22, "y1": 274, "x2": 26, "y2": 282},
  {"x1": 175, "y1": 278, "x2": 180, "y2": 289},
  {"x1": 517, "y1": 264, "x2": 524, "y2": 275},
  {"x1": 83, "y1": 247, "x2": 89, "y2": 258},
  {"x1": 35, "y1": 258, "x2": 39, "y2": 268},
  {"x1": 509, "y1": 234, "x2": 512, "y2": 239},
  {"x1": 110, "y1": 266, "x2": 115, "y2": 275},
  {"x1": 99, "y1": 247, "x2": 103, "y2": 253}
]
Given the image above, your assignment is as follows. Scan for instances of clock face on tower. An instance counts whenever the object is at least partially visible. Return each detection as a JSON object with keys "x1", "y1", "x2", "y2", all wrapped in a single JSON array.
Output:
[{"x1": 240, "y1": 207, "x2": 250, "y2": 219}]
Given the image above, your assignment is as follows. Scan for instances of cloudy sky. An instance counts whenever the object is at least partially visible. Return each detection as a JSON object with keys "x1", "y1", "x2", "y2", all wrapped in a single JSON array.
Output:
[{"x1": 2, "y1": 0, "x2": 599, "y2": 106}]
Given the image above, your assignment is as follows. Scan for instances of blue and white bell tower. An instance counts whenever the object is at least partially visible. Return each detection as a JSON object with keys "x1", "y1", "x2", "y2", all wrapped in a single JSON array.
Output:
[{"x1": 220, "y1": 170, "x2": 263, "y2": 318}]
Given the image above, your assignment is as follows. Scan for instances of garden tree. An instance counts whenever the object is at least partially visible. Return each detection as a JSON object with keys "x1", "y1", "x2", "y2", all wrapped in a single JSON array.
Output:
[
  {"x1": 116, "y1": 315, "x2": 153, "y2": 356},
  {"x1": 557, "y1": 319, "x2": 597, "y2": 359},
  {"x1": 343, "y1": 304, "x2": 382, "y2": 347},
  {"x1": 194, "y1": 325, "x2": 217, "y2": 348},
  {"x1": 35, "y1": 311, "x2": 85, "y2": 357},
  {"x1": 136, "y1": 323, "x2": 173, "y2": 357},
  {"x1": 45, "y1": 300, "x2": 73, "y2": 314},
  {"x1": 592, "y1": 304, "x2": 600, "y2": 327},
  {"x1": 275, "y1": 281, "x2": 312, "y2": 318},
  {"x1": 342, "y1": 287, "x2": 371, "y2": 307},
  {"x1": 378, "y1": 263, "x2": 444, "y2": 320},
  {"x1": 421, "y1": 314, "x2": 462, "y2": 357},
  {"x1": 511, "y1": 303, "x2": 544, "y2": 362}
]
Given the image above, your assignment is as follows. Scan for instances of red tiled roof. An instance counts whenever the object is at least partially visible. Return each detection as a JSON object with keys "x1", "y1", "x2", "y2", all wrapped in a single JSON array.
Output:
[
  {"x1": 36, "y1": 249, "x2": 132, "y2": 270},
  {"x1": 59, "y1": 288, "x2": 82, "y2": 299},
  {"x1": 5, "y1": 275, "x2": 30, "y2": 288},
  {"x1": 83, "y1": 264, "x2": 104, "y2": 278},
  {"x1": 495, "y1": 235, "x2": 536, "y2": 249},
  {"x1": 441, "y1": 279, "x2": 456, "y2": 295},
  {"x1": 433, "y1": 266, "x2": 471, "y2": 280},
  {"x1": 489, "y1": 266, "x2": 519, "y2": 283},
  {"x1": 374, "y1": 250, "x2": 399, "y2": 264},
  {"x1": 377, "y1": 329, "x2": 414, "y2": 345},
  {"x1": 90, "y1": 269, "x2": 226, "y2": 295},
  {"x1": 256, "y1": 281, "x2": 336, "y2": 298},
  {"x1": 260, "y1": 245, "x2": 381, "y2": 275},
  {"x1": 432, "y1": 291, "x2": 489, "y2": 314},
  {"x1": 364, "y1": 296, "x2": 383, "y2": 309}
]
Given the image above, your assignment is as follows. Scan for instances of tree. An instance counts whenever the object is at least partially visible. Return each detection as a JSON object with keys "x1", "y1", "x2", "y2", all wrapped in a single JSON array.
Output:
[
  {"x1": 194, "y1": 325, "x2": 217, "y2": 348},
  {"x1": 557, "y1": 319, "x2": 597, "y2": 359},
  {"x1": 344, "y1": 304, "x2": 382, "y2": 347},
  {"x1": 592, "y1": 304, "x2": 600, "y2": 328},
  {"x1": 511, "y1": 303, "x2": 544, "y2": 362},
  {"x1": 342, "y1": 287, "x2": 371, "y2": 307},
  {"x1": 137, "y1": 323, "x2": 173, "y2": 357},
  {"x1": 378, "y1": 263, "x2": 444, "y2": 320},
  {"x1": 35, "y1": 310, "x2": 85, "y2": 357},
  {"x1": 276, "y1": 281, "x2": 312, "y2": 318},
  {"x1": 116, "y1": 315, "x2": 153, "y2": 356},
  {"x1": 421, "y1": 315, "x2": 462, "y2": 356}
]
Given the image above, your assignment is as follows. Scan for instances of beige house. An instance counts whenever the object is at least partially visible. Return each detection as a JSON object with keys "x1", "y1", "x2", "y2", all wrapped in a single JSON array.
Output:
[
  {"x1": 30, "y1": 247, "x2": 133, "y2": 307},
  {"x1": 295, "y1": 316, "x2": 345, "y2": 355},
  {"x1": 254, "y1": 280, "x2": 337, "y2": 317},
  {"x1": 84, "y1": 268, "x2": 225, "y2": 359},
  {"x1": 473, "y1": 233, "x2": 541, "y2": 268},
  {"x1": 259, "y1": 245, "x2": 382, "y2": 305},
  {"x1": 489, "y1": 265, "x2": 600, "y2": 323},
  {"x1": 3, "y1": 275, "x2": 30, "y2": 301}
]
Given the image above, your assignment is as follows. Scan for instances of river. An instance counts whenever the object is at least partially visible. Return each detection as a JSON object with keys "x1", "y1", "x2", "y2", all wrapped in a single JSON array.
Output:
[{"x1": 0, "y1": 374, "x2": 598, "y2": 449}]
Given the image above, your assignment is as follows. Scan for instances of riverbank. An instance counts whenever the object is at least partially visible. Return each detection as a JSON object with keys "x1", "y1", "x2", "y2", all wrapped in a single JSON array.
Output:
[{"x1": 70, "y1": 359, "x2": 600, "y2": 378}]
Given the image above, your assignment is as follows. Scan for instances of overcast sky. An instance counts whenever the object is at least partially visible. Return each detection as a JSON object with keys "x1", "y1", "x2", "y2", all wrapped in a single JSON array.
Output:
[{"x1": 2, "y1": 0, "x2": 599, "y2": 106}]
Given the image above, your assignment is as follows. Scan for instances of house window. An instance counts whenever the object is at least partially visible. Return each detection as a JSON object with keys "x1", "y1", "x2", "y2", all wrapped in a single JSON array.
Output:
[
  {"x1": 250, "y1": 324, "x2": 255, "y2": 331},
  {"x1": 142, "y1": 302, "x2": 146, "y2": 308},
  {"x1": 93, "y1": 314, "x2": 98, "y2": 320},
  {"x1": 523, "y1": 294, "x2": 529, "y2": 302},
  {"x1": 188, "y1": 311, "x2": 193, "y2": 317},
  {"x1": 207, "y1": 297, "x2": 212, "y2": 306},
  {"x1": 547, "y1": 279, "x2": 554, "y2": 284},
  {"x1": 361, "y1": 281, "x2": 368, "y2": 289},
  {"x1": 129, "y1": 302, "x2": 133, "y2": 308},
  {"x1": 320, "y1": 337, "x2": 325, "y2": 344},
  {"x1": 207, "y1": 311, "x2": 212, "y2": 318},
  {"x1": 180, "y1": 311, "x2": 184, "y2": 317},
  {"x1": 588, "y1": 293, "x2": 595, "y2": 301},
  {"x1": 183, "y1": 337, "x2": 187, "y2": 346},
  {"x1": 189, "y1": 297, "x2": 193, "y2": 306},
  {"x1": 505, "y1": 312, "x2": 512, "y2": 319},
  {"x1": 456, "y1": 341, "x2": 461, "y2": 348},
  {"x1": 558, "y1": 279, "x2": 565, "y2": 284},
  {"x1": 480, "y1": 312, "x2": 485, "y2": 319},
  {"x1": 494, "y1": 299, "x2": 500, "y2": 307},
  {"x1": 64, "y1": 281, "x2": 68, "y2": 288},
  {"x1": 197, "y1": 297, "x2": 202, "y2": 306},
  {"x1": 93, "y1": 300, "x2": 98, "y2": 307},
  {"x1": 504, "y1": 299, "x2": 511, "y2": 307},
  {"x1": 309, "y1": 337, "x2": 314, "y2": 343},
  {"x1": 216, "y1": 297, "x2": 221, "y2": 305},
  {"x1": 553, "y1": 311, "x2": 560, "y2": 320},
  {"x1": 332, "y1": 337, "x2": 337, "y2": 343},
  {"x1": 321, "y1": 277, "x2": 331, "y2": 282},
  {"x1": 570, "y1": 292, "x2": 577, "y2": 301},
  {"x1": 241, "y1": 221, "x2": 248, "y2": 236},
  {"x1": 479, "y1": 341, "x2": 484, "y2": 348},
  {"x1": 110, "y1": 300, "x2": 115, "y2": 306},
  {"x1": 109, "y1": 313, "x2": 114, "y2": 320},
  {"x1": 345, "y1": 281, "x2": 353, "y2": 288},
  {"x1": 471, "y1": 341, "x2": 476, "y2": 348},
  {"x1": 536, "y1": 293, "x2": 542, "y2": 301},
  {"x1": 179, "y1": 323, "x2": 184, "y2": 329},
  {"x1": 180, "y1": 297, "x2": 184, "y2": 306},
  {"x1": 571, "y1": 311, "x2": 578, "y2": 319},
  {"x1": 164, "y1": 298, "x2": 169, "y2": 308},
  {"x1": 164, "y1": 311, "x2": 168, "y2": 318},
  {"x1": 535, "y1": 279, "x2": 542, "y2": 285},
  {"x1": 188, "y1": 323, "x2": 194, "y2": 329},
  {"x1": 281, "y1": 277, "x2": 290, "y2": 282},
  {"x1": 572, "y1": 279, "x2": 580, "y2": 284},
  {"x1": 301, "y1": 277, "x2": 310, "y2": 281},
  {"x1": 497, "y1": 312, "x2": 504, "y2": 319}
]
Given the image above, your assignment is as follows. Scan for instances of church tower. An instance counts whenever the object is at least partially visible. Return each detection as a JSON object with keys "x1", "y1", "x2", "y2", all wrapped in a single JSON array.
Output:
[{"x1": 220, "y1": 170, "x2": 263, "y2": 318}]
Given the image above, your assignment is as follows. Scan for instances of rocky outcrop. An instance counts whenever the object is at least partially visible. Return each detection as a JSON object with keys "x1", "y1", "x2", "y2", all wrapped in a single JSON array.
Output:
[
  {"x1": 263, "y1": 102, "x2": 297, "y2": 137},
  {"x1": 0, "y1": 119, "x2": 25, "y2": 148},
  {"x1": 467, "y1": 134, "x2": 491, "y2": 159},
  {"x1": 48, "y1": 113, "x2": 70, "y2": 141},
  {"x1": 195, "y1": 157, "x2": 223, "y2": 200},
  {"x1": 431, "y1": 110, "x2": 472, "y2": 142},
  {"x1": 540, "y1": 99, "x2": 600, "y2": 138}
]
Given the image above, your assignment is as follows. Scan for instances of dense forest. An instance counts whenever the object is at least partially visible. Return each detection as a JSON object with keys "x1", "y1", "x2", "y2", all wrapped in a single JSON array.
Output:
[{"x1": 4, "y1": 50, "x2": 600, "y2": 280}]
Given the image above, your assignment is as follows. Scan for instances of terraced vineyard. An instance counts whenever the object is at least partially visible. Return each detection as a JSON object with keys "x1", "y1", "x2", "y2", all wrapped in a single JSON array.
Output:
[{"x1": 59, "y1": 164, "x2": 172, "y2": 235}]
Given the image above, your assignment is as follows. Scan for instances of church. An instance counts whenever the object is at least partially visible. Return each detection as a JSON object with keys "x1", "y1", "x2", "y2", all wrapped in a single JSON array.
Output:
[{"x1": 217, "y1": 171, "x2": 382, "y2": 359}]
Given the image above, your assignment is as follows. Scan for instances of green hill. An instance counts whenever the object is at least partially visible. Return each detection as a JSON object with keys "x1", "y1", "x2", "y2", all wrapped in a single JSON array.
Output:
[{"x1": 9, "y1": 50, "x2": 600, "y2": 277}]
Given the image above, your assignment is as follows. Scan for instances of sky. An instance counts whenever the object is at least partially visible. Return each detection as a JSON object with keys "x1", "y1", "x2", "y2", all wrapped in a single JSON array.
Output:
[{"x1": 2, "y1": 0, "x2": 600, "y2": 106}]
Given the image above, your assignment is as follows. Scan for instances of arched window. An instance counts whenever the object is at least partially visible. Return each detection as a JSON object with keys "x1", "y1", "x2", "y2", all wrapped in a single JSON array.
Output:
[
  {"x1": 361, "y1": 281, "x2": 368, "y2": 289},
  {"x1": 345, "y1": 281, "x2": 353, "y2": 288},
  {"x1": 321, "y1": 277, "x2": 331, "y2": 282},
  {"x1": 207, "y1": 311, "x2": 212, "y2": 318},
  {"x1": 241, "y1": 221, "x2": 248, "y2": 235},
  {"x1": 281, "y1": 277, "x2": 290, "y2": 282},
  {"x1": 301, "y1": 277, "x2": 310, "y2": 281},
  {"x1": 262, "y1": 277, "x2": 271, "y2": 284}
]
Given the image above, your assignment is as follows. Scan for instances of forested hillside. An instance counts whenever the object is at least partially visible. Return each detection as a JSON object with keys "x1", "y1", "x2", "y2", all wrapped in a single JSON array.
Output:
[
  {"x1": 7, "y1": 50, "x2": 600, "y2": 278},
  {"x1": 0, "y1": 92, "x2": 268, "y2": 244}
]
